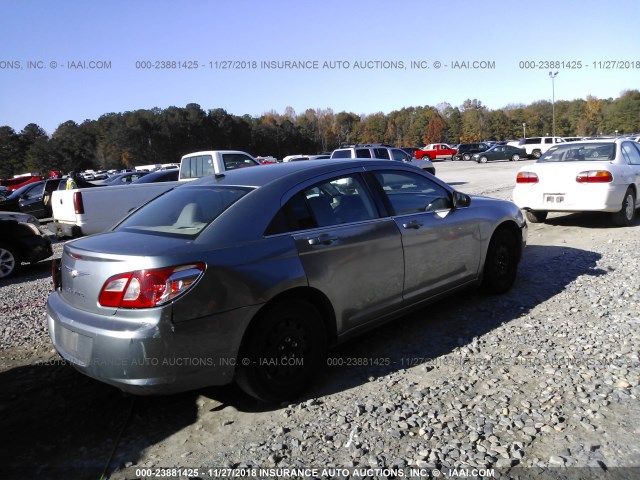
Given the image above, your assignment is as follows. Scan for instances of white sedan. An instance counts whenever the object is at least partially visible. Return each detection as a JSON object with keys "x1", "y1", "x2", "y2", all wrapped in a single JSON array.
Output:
[{"x1": 512, "y1": 139, "x2": 640, "y2": 226}]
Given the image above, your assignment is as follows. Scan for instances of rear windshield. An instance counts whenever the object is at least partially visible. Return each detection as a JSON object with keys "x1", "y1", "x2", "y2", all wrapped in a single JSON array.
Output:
[
  {"x1": 114, "y1": 185, "x2": 252, "y2": 237},
  {"x1": 331, "y1": 150, "x2": 352, "y2": 159},
  {"x1": 539, "y1": 142, "x2": 615, "y2": 162}
]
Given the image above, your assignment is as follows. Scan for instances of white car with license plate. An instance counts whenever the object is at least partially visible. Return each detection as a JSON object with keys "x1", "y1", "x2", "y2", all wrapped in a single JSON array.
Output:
[{"x1": 512, "y1": 139, "x2": 640, "y2": 225}]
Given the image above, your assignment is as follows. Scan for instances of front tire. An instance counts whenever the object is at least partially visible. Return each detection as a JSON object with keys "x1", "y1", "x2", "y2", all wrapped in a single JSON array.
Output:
[
  {"x1": 479, "y1": 156, "x2": 488, "y2": 164},
  {"x1": 511, "y1": 154, "x2": 520, "y2": 161},
  {"x1": 235, "y1": 299, "x2": 327, "y2": 402},
  {"x1": 0, "y1": 244, "x2": 20, "y2": 279},
  {"x1": 532, "y1": 150, "x2": 542, "y2": 159},
  {"x1": 525, "y1": 210, "x2": 548, "y2": 223},
  {"x1": 481, "y1": 229, "x2": 519, "y2": 294},
  {"x1": 612, "y1": 188, "x2": 636, "y2": 226},
  {"x1": 463, "y1": 153, "x2": 472, "y2": 161}
]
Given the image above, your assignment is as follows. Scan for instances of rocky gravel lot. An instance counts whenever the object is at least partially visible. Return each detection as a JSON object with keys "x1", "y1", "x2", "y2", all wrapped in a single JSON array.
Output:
[{"x1": 1, "y1": 160, "x2": 639, "y2": 480}]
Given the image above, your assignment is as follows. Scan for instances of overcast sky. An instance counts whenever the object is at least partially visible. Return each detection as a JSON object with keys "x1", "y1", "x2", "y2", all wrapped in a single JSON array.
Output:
[{"x1": 1, "y1": 0, "x2": 638, "y2": 134}]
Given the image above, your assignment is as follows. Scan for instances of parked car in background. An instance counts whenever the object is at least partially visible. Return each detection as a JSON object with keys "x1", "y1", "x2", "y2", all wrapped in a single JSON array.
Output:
[
  {"x1": 179, "y1": 150, "x2": 261, "y2": 180},
  {"x1": 453, "y1": 143, "x2": 491, "y2": 161},
  {"x1": 47, "y1": 159, "x2": 526, "y2": 402},
  {"x1": 0, "y1": 178, "x2": 102, "y2": 218},
  {"x1": 513, "y1": 139, "x2": 640, "y2": 225},
  {"x1": 474, "y1": 144, "x2": 528, "y2": 163},
  {"x1": 0, "y1": 213, "x2": 53, "y2": 279},
  {"x1": 283, "y1": 154, "x2": 331, "y2": 162},
  {"x1": 256, "y1": 156, "x2": 278, "y2": 164},
  {"x1": 0, "y1": 174, "x2": 44, "y2": 192},
  {"x1": 415, "y1": 143, "x2": 457, "y2": 161},
  {"x1": 330, "y1": 144, "x2": 436, "y2": 175},
  {"x1": 131, "y1": 169, "x2": 179, "y2": 184},
  {"x1": 508, "y1": 137, "x2": 566, "y2": 159},
  {"x1": 400, "y1": 147, "x2": 421, "y2": 157},
  {"x1": 100, "y1": 171, "x2": 149, "y2": 186}
]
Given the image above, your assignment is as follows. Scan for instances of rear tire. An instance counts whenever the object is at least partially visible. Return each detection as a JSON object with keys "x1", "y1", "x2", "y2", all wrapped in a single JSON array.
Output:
[
  {"x1": 0, "y1": 243, "x2": 20, "y2": 279},
  {"x1": 612, "y1": 188, "x2": 636, "y2": 226},
  {"x1": 235, "y1": 299, "x2": 327, "y2": 402},
  {"x1": 525, "y1": 210, "x2": 548, "y2": 223},
  {"x1": 481, "y1": 229, "x2": 519, "y2": 294},
  {"x1": 463, "y1": 153, "x2": 472, "y2": 161}
]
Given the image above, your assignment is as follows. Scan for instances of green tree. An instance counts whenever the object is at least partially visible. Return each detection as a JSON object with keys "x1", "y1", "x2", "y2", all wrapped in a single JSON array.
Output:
[{"x1": 0, "y1": 126, "x2": 23, "y2": 178}]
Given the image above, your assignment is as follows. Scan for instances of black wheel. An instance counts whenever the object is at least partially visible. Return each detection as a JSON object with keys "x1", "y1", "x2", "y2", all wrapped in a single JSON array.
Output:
[
  {"x1": 479, "y1": 156, "x2": 488, "y2": 164},
  {"x1": 532, "y1": 150, "x2": 542, "y2": 159},
  {"x1": 481, "y1": 228, "x2": 519, "y2": 294},
  {"x1": 0, "y1": 243, "x2": 20, "y2": 279},
  {"x1": 235, "y1": 299, "x2": 327, "y2": 402},
  {"x1": 525, "y1": 210, "x2": 548, "y2": 223},
  {"x1": 452, "y1": 155, "x2": 459, "y2": 161},
  {"x1": 463, "y1": 153, "x2": 472, "y2": 161},
  {"x1": 511, "y1": 154, "x2": 520, "y2": 161},
  {"x1": 612, "y1": 188, "x2": 636, "y2": 226}
]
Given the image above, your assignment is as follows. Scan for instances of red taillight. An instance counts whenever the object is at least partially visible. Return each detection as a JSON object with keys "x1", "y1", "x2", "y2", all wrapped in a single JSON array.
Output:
[
  {"x1": 516, "y1": 172, "x2": 539, "y2": 184},
  {"x1": 98, "y1": 263, "x2": 205, "y2": 308},
  {"x1": 73, "y1": 191, "x2": 84, "y2": 214},
  {"x1": 576, "y1": 171, "x2": 613, "y2": 183}
]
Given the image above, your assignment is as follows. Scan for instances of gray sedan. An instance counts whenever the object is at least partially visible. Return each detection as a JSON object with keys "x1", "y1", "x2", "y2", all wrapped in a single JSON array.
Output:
[{"x1": 47, "y1": 159, "x2": 527, "y2": 401}]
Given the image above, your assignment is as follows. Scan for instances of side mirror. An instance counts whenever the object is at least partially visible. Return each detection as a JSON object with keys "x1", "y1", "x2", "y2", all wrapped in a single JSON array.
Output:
[{"x1": 453, "y1": 191, "x2": 471, "y2": 208}]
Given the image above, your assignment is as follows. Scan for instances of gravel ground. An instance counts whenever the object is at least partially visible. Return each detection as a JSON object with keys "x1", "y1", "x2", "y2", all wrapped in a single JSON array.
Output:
[{"x1": 1, "y1": 169, "x2": 639, "y2": 479}]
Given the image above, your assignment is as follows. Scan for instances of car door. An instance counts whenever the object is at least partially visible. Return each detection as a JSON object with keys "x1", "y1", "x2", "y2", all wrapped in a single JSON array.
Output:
[
  {"x1": 280, "y1": 173, "x2": 405, "y2": 334},
  {"x1": 18, "y1": 182, "x2": 46, "y2": 218},
  {"x1": 369, "y1": 169, "x2": 481, "y2": 303}
]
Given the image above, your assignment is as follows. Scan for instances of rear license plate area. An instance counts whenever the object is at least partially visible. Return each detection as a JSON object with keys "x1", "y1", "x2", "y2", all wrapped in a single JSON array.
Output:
[{"x1": 544, "y1": 194, "x2": 565, "y2": 204}]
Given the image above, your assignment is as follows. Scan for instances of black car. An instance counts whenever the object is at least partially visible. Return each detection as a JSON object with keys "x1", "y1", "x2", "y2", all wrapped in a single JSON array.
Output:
[
  {"x1": 131, "y1": 169, "x2": 179, "y2": 183},
  {"x1": 0, "y1": 178, "x2": 101, "y2": 219},
  {"x1": 453, "y1": 142, "x2": 491, "y2": 161},
  {"x1": 100, "y1": 171, "x2": 149, "y2": 186},
  {"x1": 401, "y1": 147, "x2": 421, "y2": 157},
  {"x1": 0, "y1": 216, "x2": 53, "y2": 279}
]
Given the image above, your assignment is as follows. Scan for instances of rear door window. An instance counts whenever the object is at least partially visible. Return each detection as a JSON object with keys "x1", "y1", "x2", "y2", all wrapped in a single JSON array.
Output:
[{"x1": 266, "y1": 174, "x2": 379, "y2": 234}]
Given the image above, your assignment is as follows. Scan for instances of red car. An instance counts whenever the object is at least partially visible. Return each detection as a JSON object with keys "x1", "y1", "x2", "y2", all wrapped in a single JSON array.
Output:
[
  {"x1": 0, "y1": 174, "x2": 44, "y2": 192},
  {"x1": 415, "y1": 143, "x2": 457, "y2": 161}
]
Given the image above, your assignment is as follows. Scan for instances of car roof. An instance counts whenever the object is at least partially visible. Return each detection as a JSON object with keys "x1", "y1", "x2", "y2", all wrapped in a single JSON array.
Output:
[
  {"x1": 187, "y1": 158, "x2": 402, "y2": 189},
  {"x1": 185, "y1": 159, "x2": 439, "y2": 246}
]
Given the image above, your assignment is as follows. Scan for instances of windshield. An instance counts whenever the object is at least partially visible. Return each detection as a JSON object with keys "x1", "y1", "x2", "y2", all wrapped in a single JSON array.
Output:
[
  {"x1": 539, "y1": 142, "x2": 616, "y2": 162},
  {"x1": 114, "y1": 185, "x2": 253, "y2": 237},
  {"x1": 5, "y1": 181, "x2": 43, "y2": 199}
]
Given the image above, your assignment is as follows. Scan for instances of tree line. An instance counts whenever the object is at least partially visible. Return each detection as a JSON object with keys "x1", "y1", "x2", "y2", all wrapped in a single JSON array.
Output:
[{"x1": 1, "y1": 90, "x2": 639, "y2": 178}]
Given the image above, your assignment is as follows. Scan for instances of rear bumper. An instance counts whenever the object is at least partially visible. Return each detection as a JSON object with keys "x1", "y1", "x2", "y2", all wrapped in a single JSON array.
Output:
[
  {"x1": 513, "y1": 183, "x2": 628, "y2": 213},
  {"x1": 46, "y1": 291, "x2": 260, "y2": 394}
]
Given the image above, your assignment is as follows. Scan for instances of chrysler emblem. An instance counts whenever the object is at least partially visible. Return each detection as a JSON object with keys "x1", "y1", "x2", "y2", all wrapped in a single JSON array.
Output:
[{"x1": 65, "y1": 265, "x2": 89, "y2": 278}]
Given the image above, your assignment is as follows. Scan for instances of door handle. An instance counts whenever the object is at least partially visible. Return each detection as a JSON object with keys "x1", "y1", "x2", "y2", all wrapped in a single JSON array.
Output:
[
  {"x1": 402, "y1": 220, "x2": 423, "y2": 229},
  {"x1": 307, "y1": 234, "x2": 338, "y2": 245}
]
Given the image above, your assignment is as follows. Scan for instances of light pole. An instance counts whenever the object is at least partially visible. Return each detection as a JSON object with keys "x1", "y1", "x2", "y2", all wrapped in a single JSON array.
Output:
[
  {"x1": 549, "y1": 71, "x2": 559, "y2": 139},
  {"x1": 522, "y1": 123, "x2": 526, "y2": 139}
]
